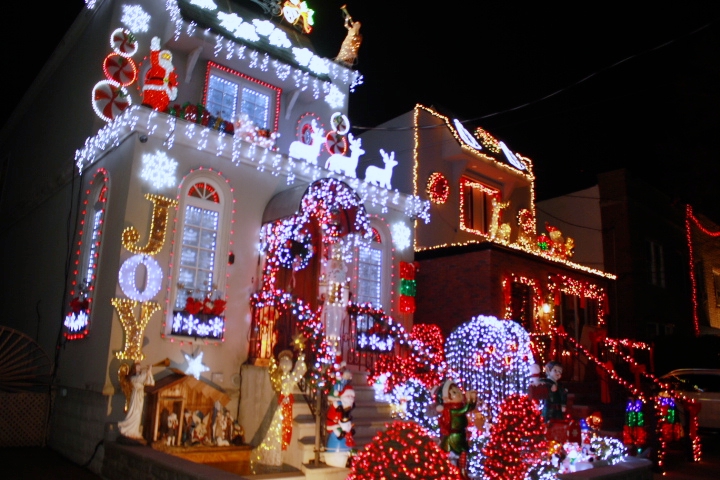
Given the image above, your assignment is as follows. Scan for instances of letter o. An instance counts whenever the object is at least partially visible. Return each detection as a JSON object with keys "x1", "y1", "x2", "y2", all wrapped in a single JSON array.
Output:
[{"x1": 118, "y1": 254, "x2": 163, "y2": 301}]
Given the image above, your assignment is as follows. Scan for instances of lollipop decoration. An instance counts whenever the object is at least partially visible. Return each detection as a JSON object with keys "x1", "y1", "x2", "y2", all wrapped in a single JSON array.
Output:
[{"x1": 91, "y1": 27, "x2": 139, "y2": 122}]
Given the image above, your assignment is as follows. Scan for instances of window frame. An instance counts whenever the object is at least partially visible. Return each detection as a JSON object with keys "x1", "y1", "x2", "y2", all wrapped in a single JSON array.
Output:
[
  {"x1": 459, "y1": 175, "x2": 500, "y2": 236},
  {"x1": 63, "y1": 168, "x2": 110, "y2": 340},
  {"x1": 166, "y1": 173, "x2": 233, "y2": 340},
  {"x1": 204, "y1": 61, "x2": 281, "y2": 132}
]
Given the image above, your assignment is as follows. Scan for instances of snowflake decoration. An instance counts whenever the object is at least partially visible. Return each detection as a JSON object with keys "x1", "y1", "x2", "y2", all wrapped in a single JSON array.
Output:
[
  {"x1": 190, "y1": 0, "x2": 218, "y2": 10},
  {"x1": 121, "y1": 4, "x2": 151, "y2": 33},
  {"x1": 182, "y1": 315, "x2": 200, "y2": 335},
  {"x1": 64, "y1": 311, "x2": 89, "y2": 332},
  {"x1": 391, "y1": 222, "x2": 412, "y2": 251},
  {"x1": 140, "y1": 151, "x2": 177, "y2": 189},
  {"x1": 324, "y1": 84, "x2": 345, "y2": 109},
  {"x1": 184, "y1": 350, "x2": 211, "y2": 380}
]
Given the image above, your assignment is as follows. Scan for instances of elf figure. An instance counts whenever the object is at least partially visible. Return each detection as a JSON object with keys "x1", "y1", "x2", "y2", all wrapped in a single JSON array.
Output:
[
  {"x1": 142, "y1": 37, "x2": 178, "y2": 112},
  {"x1": 435, "y1": 379, "x2": 477, "y2": 479}
]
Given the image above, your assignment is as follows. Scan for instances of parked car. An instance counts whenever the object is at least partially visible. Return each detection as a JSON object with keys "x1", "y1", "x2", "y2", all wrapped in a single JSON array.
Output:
[{"x1": 659, "y1": 368, "x2": 720, "y2": 430}]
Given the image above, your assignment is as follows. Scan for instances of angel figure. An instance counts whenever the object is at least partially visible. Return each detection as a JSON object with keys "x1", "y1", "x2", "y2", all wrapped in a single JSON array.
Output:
[
  {"x1": 118, "y1": 362, "x2": 155, "y2": 440},
  {"x1": 335, "y1": 6, "x2": 362, "y2": 66},
  {"x1": 253, "y1": 348, "x2": 307, "y2": 466}
]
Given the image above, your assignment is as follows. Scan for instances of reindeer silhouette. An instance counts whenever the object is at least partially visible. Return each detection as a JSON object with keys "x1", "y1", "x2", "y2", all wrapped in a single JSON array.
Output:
[
  {"x1": 364, "y1": 149, "x2": 397, "y2": 189},
  {"x1": 325, "y1": 133, "x2": 364, "y2": 178},
  {"x1": 288, "y1": 119, "x2": 326, "y2": 165}
]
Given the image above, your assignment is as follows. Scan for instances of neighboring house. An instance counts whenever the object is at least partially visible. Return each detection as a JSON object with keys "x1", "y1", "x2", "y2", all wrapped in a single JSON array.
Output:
[
  {"x1": 359, "y1": 105, "x2": 616, "y2": 369},
  {"x1": 0, "y1": 0, "x2": 428, "y2": 471},
  {"x1": 596, "y1": 169, "x2": 694, "y2": 342}
]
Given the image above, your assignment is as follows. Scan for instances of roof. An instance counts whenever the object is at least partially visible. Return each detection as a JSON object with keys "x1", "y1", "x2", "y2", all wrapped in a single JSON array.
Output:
[
  {"x1": 177, "y1": 0, "x2": 331, "y2": 80},
  {"x1": 148, "y1": 371, "x2": 230, "y2": 406}
]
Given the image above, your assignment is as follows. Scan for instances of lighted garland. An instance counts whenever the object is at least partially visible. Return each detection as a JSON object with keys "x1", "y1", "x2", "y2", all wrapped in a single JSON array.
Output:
[
  {"x1": 389, "y1": 378, "x2": 439, "y2": 436},
  {"x1": 261, "y1": 217, "x2": 314, "y2": 271},
  {"x1": 300, "y1": 178, "x2": 371, "y2": 242}
]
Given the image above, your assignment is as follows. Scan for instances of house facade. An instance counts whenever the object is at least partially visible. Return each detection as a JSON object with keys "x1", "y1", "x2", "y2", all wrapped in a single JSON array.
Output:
[
  {"x1": 359, "y1": 105, "x2": 617, "y2": 370},
  {"x1": 0, "y1": 0, "x2": 428, "y2": 470}
]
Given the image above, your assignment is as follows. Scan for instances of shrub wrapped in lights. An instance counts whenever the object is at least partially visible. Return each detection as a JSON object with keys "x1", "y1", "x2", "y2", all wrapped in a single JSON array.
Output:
[
  {"x1": 347, "y1": 421, "x2": 461, "y2": 480},
  {"x1": 481, "y1": 393, "x2": 548, "y2": 480}
]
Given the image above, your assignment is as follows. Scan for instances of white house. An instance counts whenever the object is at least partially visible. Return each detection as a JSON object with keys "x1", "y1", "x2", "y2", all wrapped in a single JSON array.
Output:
[{"x1": 0, "y1": 0, "x2": 428, "y2": 472}]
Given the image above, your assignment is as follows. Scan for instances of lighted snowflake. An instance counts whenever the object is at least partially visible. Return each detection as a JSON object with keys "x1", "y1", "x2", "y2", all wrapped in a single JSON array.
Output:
[
  {"x1": 64, "y1": 311, "x2": 89, "y2": 332},
  {"x1": 324, "y1": 85, "x2": 345, "y2": 109},
  {"x1": 184, "y1": 351, "x2": 211, "y2": 380},
  {"x1": 85, "y1": 0, "x2": 97, "y2": 9},
  {"x1": 182, "y1": 315, "x2": 200, "y2": 335},
  {"x1": 208, "y1": 317, "x2": 225, "y2": 337},
  {"x1": 190, "y1": 0, "x2": 218, "y2": 10},
  {"x1": 172, "y1": 312, "x2": 184, "y2": 331},
  {"x1": 121, "y1": 5, "x2": 151, "y2": 33},
  {"x1": 453, "y1": 119, "x2": 483, "y2": 151},
  {"x1": 391, "y1": 222, "x2": 412, "y2": 251},
  {"x1": 140, "y1": 151, "x2": 177, "y2": 189}
]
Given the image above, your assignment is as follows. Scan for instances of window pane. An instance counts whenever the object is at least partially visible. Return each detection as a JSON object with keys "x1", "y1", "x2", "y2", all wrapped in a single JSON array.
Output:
[
  {"x1": 180, "y1": 246, "x2": 198, "y2": 267},
  {"x1": 182, "y1": 225, "x2": 200, "y2": 247},
  {"x1": 241, "y1": 87, "x2": 269, "y2": 128},
  {"x1": 357, "y1": 245, "x2": 382, "y2": 307},
  {"x1": 207, "y1": 75, "x2": 238, "y2": 120}
]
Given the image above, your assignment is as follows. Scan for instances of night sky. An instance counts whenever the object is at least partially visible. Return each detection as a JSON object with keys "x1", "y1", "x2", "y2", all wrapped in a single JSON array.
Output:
[{"x1": 7, "y1": 1, "x2": 720, "y2": 220}]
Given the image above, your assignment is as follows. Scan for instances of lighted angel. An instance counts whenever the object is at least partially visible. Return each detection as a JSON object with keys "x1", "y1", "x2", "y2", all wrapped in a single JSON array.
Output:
[{"x1": 253, "y1": 348, "x2": 307, "y2": 466}]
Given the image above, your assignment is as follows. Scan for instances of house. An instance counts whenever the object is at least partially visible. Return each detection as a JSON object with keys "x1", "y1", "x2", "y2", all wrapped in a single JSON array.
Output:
[
  {"x1": 358, "y1": 105, "x2": 617, "y2": 370},
  {"x1": 0, "y1": 0, "x2": 428, "y2": 472}
]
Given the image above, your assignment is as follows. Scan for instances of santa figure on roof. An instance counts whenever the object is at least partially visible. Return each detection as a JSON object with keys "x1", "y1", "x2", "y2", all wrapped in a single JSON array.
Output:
[{"x1": 142, "y1": 37, "x2": 178, "y2": 112}]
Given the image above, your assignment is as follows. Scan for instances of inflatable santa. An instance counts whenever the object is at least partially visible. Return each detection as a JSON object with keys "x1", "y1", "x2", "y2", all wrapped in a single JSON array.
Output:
[{"x1": 142, "y1": 37, "x2": 178, "y2": 112}]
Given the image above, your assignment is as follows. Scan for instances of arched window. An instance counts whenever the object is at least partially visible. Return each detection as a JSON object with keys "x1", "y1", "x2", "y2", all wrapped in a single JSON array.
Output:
[
  {"x1": 63, "y1": 169, "x2": 109, "y2": 340},
  {"x1": 168, "y1": 174, "x2": 232, "y2": 340}
]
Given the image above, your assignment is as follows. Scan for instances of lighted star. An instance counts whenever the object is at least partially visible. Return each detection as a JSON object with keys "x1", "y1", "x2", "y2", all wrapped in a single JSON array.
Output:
[
  {"x1": 184, "y1": 351, "x2": 210, "y2": 380},
  {"x1": 292, "y1": 332, "x2": 306, "y2": 351}
]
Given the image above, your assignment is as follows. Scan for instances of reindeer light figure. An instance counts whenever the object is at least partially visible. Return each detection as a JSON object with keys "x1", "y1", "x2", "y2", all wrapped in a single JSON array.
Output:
[
  {"x1": 288, "y1": 119, "x2": 325, "y2": 165},
  {"x1": 364, "y1": 149, "x2": 397, "y2": 189},
  {"x1": 325, "y1": 133, "x2": 364, "y2": 178}
]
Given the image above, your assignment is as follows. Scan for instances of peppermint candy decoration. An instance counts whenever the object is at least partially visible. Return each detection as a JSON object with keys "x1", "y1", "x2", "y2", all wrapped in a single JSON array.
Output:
[
  {"x1": 331, "y1": 112, "x2": 350, "y2": 135},
  {"x1": 103, "y1": 54, "x2": 138, "y2": 86},
  {"x1": 92, "y1": 80, "x2": 131, "y2": 122},
  {"x1": 110, "y1": 28, "x2": 138, "y2": 57},
  {"x1": 325, "y1": 131, "x2": 348, "y2": 155}
]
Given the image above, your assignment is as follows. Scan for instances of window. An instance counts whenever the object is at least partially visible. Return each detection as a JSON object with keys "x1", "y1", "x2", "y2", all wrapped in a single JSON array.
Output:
[
  {"x1": 460, "y1": 176, "x2": 499, "y2": 235},
  {"x1": 355, "y1": 228, "x2": 383, "y2": 308},
  {"x1": 713, "y1": 269, "x2": 720, "y2": 307},
  {"x1": 648, "y1": 240, "x2": 665, "y2": 287},
  {"x1": 204, "y1": 61, "x2": 281, "y2": 131},
  {"x1": 169, "y1": 176, "x2": 232, "y2": 340},
  {"x1": 63, "y1": 169, "x2": 109, "y2": 340}
]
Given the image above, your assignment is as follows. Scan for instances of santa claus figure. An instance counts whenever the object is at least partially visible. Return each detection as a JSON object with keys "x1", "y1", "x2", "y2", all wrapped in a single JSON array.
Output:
[{"x1": 142, "y1": 37, "x2": 178, "y2": 112}]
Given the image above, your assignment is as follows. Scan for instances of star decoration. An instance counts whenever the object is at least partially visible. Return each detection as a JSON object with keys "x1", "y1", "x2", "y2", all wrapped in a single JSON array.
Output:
[
  {"x1": 184, "y1": 351, "x2": 210, "y2": 380},
  {"x1": 292, "y1": 332, "x2": 306, "y2": 351}
]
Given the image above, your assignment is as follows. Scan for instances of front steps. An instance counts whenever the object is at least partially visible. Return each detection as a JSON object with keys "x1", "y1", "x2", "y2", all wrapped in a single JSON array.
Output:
[{"x1": 285, "y1": 366, "x2": 393, "y2": 473}]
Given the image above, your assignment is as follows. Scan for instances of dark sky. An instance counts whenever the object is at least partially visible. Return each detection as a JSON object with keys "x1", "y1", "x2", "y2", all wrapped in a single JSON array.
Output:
[{"x1": 9, "y1": 1, "x2": 720, "y2": 220}]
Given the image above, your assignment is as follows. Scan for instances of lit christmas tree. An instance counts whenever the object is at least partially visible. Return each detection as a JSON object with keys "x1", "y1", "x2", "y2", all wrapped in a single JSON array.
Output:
[
  {"x1": 481, "y1": 394, "x2": 548, "y2": 480},
  {"x1": 348, "y1": 421, "x2": 461, "y2": 479}
]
